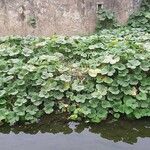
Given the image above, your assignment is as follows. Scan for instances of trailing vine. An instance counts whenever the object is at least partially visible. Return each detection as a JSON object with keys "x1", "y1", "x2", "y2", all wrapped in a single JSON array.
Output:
[{"x1": 96, "y1": 9, "x2": 118, "y2": 31}]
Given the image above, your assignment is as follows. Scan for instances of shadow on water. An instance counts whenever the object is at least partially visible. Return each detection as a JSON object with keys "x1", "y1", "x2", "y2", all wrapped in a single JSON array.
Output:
[
  {"x1": 76, "y1": 119, "x2": 150, "y2": 144},
  {"x1": 0, "y1": 114, "x2": 149, "y2": 145}
]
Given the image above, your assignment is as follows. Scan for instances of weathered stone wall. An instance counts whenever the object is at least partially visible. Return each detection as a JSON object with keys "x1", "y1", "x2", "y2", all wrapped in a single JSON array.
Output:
[{"x1": 0, "y1": 0, "x2": 142, "y2": 36}]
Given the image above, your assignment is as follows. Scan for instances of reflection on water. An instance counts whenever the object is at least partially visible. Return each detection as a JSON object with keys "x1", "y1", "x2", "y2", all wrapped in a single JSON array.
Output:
[{"x1": 0, "y1": 114, "x2": 150, "y2": 150}]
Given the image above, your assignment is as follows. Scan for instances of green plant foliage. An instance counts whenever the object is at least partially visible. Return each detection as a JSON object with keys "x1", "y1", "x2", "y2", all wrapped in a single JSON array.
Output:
[
  {"x1": 27, "y1": 16, "x2": 37, "y2": 28},
  {"x1": 127, "y1": 0, "x2": 150, "y2": 32},
  {"x1": 0, "y1": 28, "x2": 149, "y2": 125},
  {"x1": 96, "y1": 8, "x2": 118, "y2": 31}
]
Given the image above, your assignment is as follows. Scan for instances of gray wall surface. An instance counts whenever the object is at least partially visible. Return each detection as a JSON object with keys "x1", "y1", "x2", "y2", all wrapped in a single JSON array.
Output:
[{"x1": 0, "y1": 0, "x2": 142, "y2": 36}]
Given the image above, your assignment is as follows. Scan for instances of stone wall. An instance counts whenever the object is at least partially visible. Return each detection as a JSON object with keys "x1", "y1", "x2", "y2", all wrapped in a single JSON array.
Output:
[{"x1": 0, "y1": 0, "x2": 142, "y2": 36}]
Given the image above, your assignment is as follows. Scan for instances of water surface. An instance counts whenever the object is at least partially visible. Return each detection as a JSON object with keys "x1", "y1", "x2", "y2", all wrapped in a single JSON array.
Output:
[{"x1": 0, "y1": 115, "x2": 149, "y2": 150}]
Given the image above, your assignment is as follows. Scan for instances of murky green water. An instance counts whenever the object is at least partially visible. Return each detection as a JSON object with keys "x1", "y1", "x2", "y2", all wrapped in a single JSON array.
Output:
[{"x1": 0, "y1": 115, "x2": 149, "y2": 150}]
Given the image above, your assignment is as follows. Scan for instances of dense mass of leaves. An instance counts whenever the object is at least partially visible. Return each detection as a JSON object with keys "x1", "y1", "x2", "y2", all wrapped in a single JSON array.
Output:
[
  {"x1": 0, "y1": 28, "x2": 149, "y2": 125},
  {"x1": 128, "y1": 0, "x2": 150, "y2": 32},
  {"x1": 96, "y1": 8, "x2": 118, "y2": 31},
  {"x1": 0, "y1": 0, "x2": 149, "y2": 125}
]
